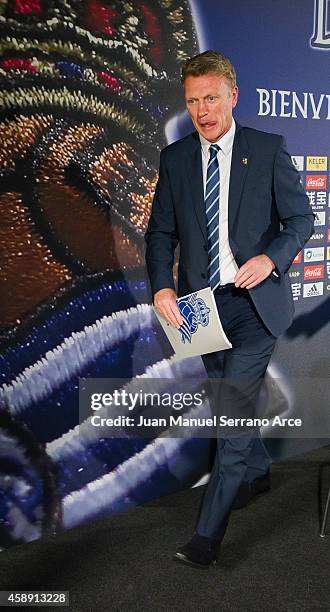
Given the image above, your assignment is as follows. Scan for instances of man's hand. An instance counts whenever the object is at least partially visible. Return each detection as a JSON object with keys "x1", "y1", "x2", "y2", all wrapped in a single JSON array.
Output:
[
  {"x1": 234, "y1": 254, "x2": 275, "y2": 289},
  {"x1": 153, "y1": 288, "x2": 183, "y2": 328}
]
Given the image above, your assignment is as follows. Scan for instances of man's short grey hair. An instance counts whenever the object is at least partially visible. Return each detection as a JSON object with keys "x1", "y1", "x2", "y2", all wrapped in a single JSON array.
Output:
[{"x1": 181, "y1": 50, "x2": 237, "y2": 89}]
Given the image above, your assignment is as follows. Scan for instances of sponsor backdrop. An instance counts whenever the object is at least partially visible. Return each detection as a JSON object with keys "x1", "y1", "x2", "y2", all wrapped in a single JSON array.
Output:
[{"x1": 0, "y1": 0, "x2": 329, "y2": 548}]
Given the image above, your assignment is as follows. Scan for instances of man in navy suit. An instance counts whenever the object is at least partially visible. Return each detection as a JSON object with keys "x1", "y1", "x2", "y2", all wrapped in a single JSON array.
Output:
[{"x1": 145, "y1": 51, "x2": 314, "y2": 568}]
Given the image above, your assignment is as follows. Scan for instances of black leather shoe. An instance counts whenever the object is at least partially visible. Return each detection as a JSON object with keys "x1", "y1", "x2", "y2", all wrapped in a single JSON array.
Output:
[
  {"x1": 173, "y1": 533, "x2": 218, "y2": 569},
  {"x1": 232, "y1": 472, "x2": 270, "y2": 510}
]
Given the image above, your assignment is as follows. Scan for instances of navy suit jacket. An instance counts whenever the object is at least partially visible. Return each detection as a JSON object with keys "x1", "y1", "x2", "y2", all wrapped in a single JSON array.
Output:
[{"x1": 145, "y1": 124, "x2": 314, "y2": 337}]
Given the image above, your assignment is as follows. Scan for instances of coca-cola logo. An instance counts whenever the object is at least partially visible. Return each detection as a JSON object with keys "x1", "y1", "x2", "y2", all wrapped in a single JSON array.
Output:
[
  {"x1": 304, "y1": 265, "x2": 324, "y2": 279},
  {"x1": 306, "y1": 175, "x2": 327, "y2": 190}
]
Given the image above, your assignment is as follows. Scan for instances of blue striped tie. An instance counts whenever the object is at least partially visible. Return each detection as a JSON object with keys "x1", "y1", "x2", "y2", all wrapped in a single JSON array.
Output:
[{"x1": 205, "y1": 144, "x2": 220, "y2": 290}]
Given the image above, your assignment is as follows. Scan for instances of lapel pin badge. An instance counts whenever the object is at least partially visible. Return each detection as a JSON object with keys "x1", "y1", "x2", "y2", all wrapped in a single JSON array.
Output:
[{"x1": 242, "y1": 157, "x2": 248, "y2": 165}]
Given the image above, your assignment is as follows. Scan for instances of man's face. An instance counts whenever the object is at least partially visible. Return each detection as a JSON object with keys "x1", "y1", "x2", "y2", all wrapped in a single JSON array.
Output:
[{"x1": 184, "y1": 73, "x2": 238, "y2": 142}]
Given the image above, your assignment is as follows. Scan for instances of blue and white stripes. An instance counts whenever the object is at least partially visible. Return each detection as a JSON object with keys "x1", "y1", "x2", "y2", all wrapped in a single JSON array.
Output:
[{"x1": 205, "y1": 144, "x2": 220, "y2": 290}]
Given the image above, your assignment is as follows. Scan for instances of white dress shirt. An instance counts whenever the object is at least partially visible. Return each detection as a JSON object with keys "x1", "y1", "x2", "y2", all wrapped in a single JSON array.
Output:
[{"x1": 200, "y1": 119, "x2": 239, "y2": 285}]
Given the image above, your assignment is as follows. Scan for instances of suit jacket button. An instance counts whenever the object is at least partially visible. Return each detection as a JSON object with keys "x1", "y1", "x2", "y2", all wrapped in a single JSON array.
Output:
[
  {"x1": 203, "y1": 245, "x2": 207, "y2": 251},
  {"x1": 201, "y1": 273, "x2": 206, "y2": 279}
]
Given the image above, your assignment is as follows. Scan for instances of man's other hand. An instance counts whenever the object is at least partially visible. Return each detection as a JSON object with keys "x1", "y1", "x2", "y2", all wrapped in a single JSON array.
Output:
[
  {"x1": 234, "y1": 254, "x2": 275, "y2": 289},
  {"x1": 153, "y1": 288, "x2": 183, "y2": 328}
]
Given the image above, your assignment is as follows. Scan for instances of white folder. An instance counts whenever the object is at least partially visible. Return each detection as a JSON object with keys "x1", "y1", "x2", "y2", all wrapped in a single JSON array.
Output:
[{"x1": 154, "y1": 287, "x2": 232, "y2": 359}]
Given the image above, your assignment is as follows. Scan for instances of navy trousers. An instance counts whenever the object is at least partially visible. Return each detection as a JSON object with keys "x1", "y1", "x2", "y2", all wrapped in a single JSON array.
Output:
[{"x1": 197, "y1": 284, "x2": 276, "y2": 542}]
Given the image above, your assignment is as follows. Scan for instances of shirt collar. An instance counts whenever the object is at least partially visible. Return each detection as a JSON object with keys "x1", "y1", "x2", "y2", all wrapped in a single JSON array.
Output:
[{"x1": 200, "y1": 119, "x2": 236, "y2": 157}]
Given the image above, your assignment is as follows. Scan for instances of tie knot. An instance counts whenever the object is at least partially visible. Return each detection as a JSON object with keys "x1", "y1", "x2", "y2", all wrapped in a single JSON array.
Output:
[{"x1": 209, "y1": 144, "x2": 220, "y2": 159}]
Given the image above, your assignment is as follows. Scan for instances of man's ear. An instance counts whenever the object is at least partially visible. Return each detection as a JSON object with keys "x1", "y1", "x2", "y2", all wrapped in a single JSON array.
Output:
[{"x1": 232, "y1": 86, "x2": 239, "y2": 108}]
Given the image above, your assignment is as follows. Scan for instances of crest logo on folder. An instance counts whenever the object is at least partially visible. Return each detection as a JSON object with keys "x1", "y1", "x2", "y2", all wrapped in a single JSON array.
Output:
[{"x1": 177, "y1": 293, "x2": 211, "y2": 344}]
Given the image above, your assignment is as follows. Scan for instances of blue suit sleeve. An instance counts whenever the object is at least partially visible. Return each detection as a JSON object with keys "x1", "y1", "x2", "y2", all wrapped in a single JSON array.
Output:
[
  {"x1": 263, "y1": 137, "x2": 315, "y2": 275},
  {"x1": 145, "y1": 150, "x2": 179, "y2": 296}
]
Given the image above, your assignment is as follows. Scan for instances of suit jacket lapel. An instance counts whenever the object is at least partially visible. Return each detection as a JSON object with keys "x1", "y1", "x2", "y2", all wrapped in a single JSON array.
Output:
[
  {"x1": 228, "y1": 124, "x2": 250, "y2": 236},
  {"x1": 186, "y1": 126, "x2": 251, "y2": 243},
  {"x1": 186, "y1": 133, "x2": 207, "y2": 241}
]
